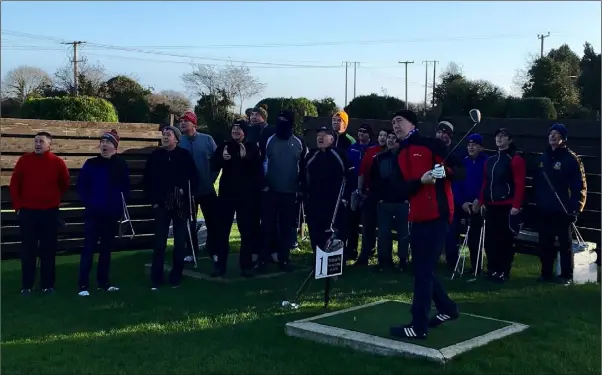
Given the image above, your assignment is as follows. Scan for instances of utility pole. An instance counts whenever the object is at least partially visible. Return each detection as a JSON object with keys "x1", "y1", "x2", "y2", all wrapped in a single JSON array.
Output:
[
  {"x1": 422, "y1": 61, "x2": 431, "y2": 112},
  {"x1": 342, "y1": 61, "x2": 353, "y2": 106},
  {"x1": 62, "y1": 41, "x2": 85, "y2": 96},
  {"x1": 353, "y1": 61, "x2": 360, "y2": 100},
  {"x1": 398, "y1": 60, "x2": 414, "y2": 109},
  {"x1": 431, "y1": 60, "x2": 438, "y2": 107},
  {"x1": 537, "y1": 32, "x2": 550, "y2": 58}
]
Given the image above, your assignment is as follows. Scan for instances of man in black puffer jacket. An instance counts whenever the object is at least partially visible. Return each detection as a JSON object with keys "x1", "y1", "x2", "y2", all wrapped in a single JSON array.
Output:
[
  {"x1": 300, "y1": 126, "x2": 355, "y2": 261},
  {"x1": 212, "y1": 119, "x2": 263, "y2": 278}
]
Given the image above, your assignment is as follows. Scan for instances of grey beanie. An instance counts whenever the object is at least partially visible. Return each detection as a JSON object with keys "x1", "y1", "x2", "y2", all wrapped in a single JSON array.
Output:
[{"x1": 163, "y1": 125, "x2": 182, "y2": 142}]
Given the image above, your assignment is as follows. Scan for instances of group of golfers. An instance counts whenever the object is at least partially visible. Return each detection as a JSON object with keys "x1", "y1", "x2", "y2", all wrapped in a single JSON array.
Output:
[{"x1": 9, "y1": 106, "x2": 587, "y2": 339}]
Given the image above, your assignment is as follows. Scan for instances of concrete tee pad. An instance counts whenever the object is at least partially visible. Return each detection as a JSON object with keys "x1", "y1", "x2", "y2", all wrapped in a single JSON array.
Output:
[{"x1": 285, "y1": 300, "x2": 528, "y2": 363}]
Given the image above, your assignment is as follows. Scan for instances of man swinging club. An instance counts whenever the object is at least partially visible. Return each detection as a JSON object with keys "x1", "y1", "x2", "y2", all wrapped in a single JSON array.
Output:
[{"x1": 389, "y1": 109, "x2": 459, "y2": 340}]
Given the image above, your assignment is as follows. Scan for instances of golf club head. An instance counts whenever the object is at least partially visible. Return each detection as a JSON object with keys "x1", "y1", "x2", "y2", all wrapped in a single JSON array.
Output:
[
  {"x1": 281, "y1": 301, "x2": 299, "y2": 310},
  {"x1": 469, "y1": 108, "x2": 481, "y2": 124}
]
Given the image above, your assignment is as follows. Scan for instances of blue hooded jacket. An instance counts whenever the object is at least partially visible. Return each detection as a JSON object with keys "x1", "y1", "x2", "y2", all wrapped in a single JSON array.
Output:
[
  {"x1": 348, "y1": 142, "x2": 375, "y2": 177},
  {"x1": 453, "y1": 151, "x2": 488, "y2": 206},
  {"x1": 77, "y1": 155, "x2": 130, "y2": 218}
]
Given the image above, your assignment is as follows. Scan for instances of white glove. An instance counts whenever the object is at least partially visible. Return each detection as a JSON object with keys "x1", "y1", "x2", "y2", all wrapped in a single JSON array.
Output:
[{"x1": 430, "y1": 164, "x2": 446, "y2": 179}]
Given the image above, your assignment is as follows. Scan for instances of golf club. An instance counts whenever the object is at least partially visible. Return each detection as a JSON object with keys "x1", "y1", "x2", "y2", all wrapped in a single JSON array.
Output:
[
  {"x1": 467, "y1": 217, "x2": 486, "y2": 283},
  {"x1": 541, "y1": 170, "x2": 588, "y2": 252},
  {"x1": 119, "y1": 193, "x2": 135, "y2": 239},
  {"x1": 186, "y1": 181, "x2": 198, "y2": 268},
  {"x1": 440, "y1": 108, "x2": 482, "y2": 165}
]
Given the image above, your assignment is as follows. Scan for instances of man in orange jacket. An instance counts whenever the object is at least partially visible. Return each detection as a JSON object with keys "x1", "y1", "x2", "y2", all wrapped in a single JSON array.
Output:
[{"x1": 9, "y1": 132, "x2": 70, "y2": 295}]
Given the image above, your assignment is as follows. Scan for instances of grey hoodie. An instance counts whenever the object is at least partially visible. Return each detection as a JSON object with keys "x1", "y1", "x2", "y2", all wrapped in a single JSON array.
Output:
[{"x1": 178, "y1": 132, "x2": 218, "y2": 196}]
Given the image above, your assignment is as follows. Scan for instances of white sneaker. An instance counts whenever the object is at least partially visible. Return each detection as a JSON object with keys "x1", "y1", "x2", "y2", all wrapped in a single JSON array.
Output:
[
  {"x1": 78, "y1": 290, "x2": 90, "y2": 297},
  {"x1": 106, "y1": 286, "x2": 119, "y2": 292},
  {"x1": 151, "y1": 287, "x2": 159, "y2": 291},
  {"x1": 184, "y1": 256, "x2": 194, "y2": 263}
]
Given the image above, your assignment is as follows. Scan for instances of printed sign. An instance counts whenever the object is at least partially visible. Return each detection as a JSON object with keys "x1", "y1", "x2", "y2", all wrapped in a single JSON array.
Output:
[{"x1": 315, "y1": 246, "x2": 344, "y2": 279}]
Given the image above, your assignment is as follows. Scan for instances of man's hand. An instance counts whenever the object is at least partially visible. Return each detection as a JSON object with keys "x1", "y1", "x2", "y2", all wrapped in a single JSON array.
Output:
[
  {"x1": 223, "y1": 146, "x2": 231, "y2": 160},
  {"x1": 421, "y1": 171, "x2": 436, "y2": 185},
  {"x1": 239, "y1": 143, "x2": 246, "y2": 158},
  {"x1": 152, "y1": 204, "x2": 159, "y2": 209},
  {"x1": 471, "y1": 199, "x2": 480, "y2": 214},
  {"x1": 510, "y1": 207, "x2": 520, "y2": 215},
  {"x1": 461, "y1": 202, "x2": 471, "y2": 213},
  {"x1": 262, "y1": 186, "x2": 269, "y2": 192}
]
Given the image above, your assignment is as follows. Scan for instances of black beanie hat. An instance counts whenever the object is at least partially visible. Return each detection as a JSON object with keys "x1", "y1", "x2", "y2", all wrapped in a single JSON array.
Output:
[
  {"x1": 231, "y1": 119, "x2": 250, "y2": 136},
  {"x1": 392, "y1": 109, "x2": 418, "y2": 126},
  {"x1": 358, "y1": 123, "x2": 373, "y2": 136},
  {"x1": 279, "y1": 109, "x2": 296, "y2": 124}
]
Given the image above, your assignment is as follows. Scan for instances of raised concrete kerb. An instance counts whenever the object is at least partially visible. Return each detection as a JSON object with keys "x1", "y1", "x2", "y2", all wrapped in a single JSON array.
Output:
[{"x1": 285, "y1": 300, "x2": 529, "y2": 363}]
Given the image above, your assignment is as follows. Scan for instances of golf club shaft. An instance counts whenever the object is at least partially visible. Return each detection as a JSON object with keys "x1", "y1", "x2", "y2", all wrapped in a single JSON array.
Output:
[
  {"x1": 541, "y1": 171, "x2": 584, "y2": 241},
  {"x1": 441, "y1": 121, "x2": 479, "y2": 165}
]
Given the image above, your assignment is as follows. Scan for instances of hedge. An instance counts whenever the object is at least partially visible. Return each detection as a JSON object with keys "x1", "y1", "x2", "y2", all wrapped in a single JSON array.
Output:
[
  {"x1": 20, "y1": 96, "x2": 119, "y2": 122},
  {"x1": 505, "y1": 97, "x2": 557, "y2": 120}
]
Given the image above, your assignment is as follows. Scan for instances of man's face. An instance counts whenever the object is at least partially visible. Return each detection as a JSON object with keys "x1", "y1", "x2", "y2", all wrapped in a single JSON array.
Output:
[
  {"x1": 357, "y1": 128, "x2": 370, "y2": 144},
  {"x1": 179, "y1": 120, "x2": 195, "y2": 135},
  {"x1": 392, "y1": 116, "x2": 413, "y2": 139},
  {"x1": 100, "y1": 138, "x2": 117, "y2": 158},
  {"x1": 436, "y1": 130, "x2": 452, "y2": 146},
  {"x1": 548, "y1": 130, "x2": 564, "y2": 148},
  {"x1": 495, "y1": 132, "x2": 511, "y2": 149},
  {"x1": 317, "y1": 131, "x2": 334, "y2": 149},
  {"x1": 377, "y1": 130, "x2": 388, "y2": 146},
  {"x1": 161, "y1": 129, "x2": 177, "y2": 148},
  {"x1": 331, "y1": 115, "x2": 344, "y2": 133},
  {"x1": 34, "y1": 135, "x2": 51, "y2": 154},
  {"x1": 467, "y1": 141, "x2": 483, "y2": 158},
  {"x1": 250, "y1": 112, "x2": 263, "y2": 125},
  {"x1": 386, "y1": 133, "x2": 399, "y2": 150},
  {"x1": 231, "y1": 125, "x2": 244, "y2": 141}
]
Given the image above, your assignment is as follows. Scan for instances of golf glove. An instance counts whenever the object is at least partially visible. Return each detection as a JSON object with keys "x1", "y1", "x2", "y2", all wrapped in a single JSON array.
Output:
[{"x1": 431, "y1": 164, "x2": 446, "y2": 179}]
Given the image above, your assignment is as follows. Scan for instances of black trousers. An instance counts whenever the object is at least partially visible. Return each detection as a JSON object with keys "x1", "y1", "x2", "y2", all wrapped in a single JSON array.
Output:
[
  {"x1": 18, "y1": 208, "x2": 60, "y2": 290},
  {"x1": 538, "y1": 210, "x2": 573, "y2": 278},
  {"x1": 189, "y1": 192, "x2": 219, "y2": 257},
  {"x1": 151, "y1": 207, "x2": 188, "y2": 287},
  {"x1": 215, "y1": 194, "x2": 259, "y2": 271},
  {"x1": 410, "y1": 218, "x2": 457, "y2": 333},
  {"x1": 79, "y1": 212, "x2": 119, "y2": 289},
  {"x1": 306, "y1": 202, "x2": 347, "y2": 259},
  {"x1": 357, "y1": 195, "x2": 378, "y2": 262},
  {"x1": 260, "y1": 191, "x2": 297, "y2": 264},
  {"x1": 484, "y1": 204, "x2": 515, "y2": 275}
]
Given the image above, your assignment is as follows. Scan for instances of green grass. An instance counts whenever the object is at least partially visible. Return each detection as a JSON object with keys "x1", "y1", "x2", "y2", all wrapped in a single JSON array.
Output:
[
  {"x1": 2, "y1": 230, "x2": 601, "y2": 374},
  {"x1": 313, "y1": 300, "x2": 510, "y2": 349}
]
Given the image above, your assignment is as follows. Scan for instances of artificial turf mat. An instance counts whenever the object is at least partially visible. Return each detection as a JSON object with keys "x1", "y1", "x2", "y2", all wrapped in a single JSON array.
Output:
[{"x1": 312, "y1": 300, "x2": 512, "y2": 349}]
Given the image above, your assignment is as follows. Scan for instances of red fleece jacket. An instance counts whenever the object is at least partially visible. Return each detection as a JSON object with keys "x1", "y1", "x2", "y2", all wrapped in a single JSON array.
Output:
[{"x1": 9, "y1": 152, "x2": 70, "y2": 211}]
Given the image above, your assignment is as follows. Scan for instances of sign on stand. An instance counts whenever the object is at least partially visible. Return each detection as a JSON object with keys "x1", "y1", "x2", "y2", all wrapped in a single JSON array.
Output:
[{"x1": 315, "y1": 246, "x2": 344, "y2": 279}]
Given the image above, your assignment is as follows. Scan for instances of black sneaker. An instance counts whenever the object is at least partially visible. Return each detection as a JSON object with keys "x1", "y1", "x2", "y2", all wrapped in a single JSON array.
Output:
[
  {"x1": 557, "y1": 276, "x2": 573, "y2": 286},
  {"x1": 493, "y1": 273, "x2": 509, "y2": 283},
  {"x1": 428, "y1": 312, "x2": 459, "y2": 328},
  {"x1": 536, "y1": 275, "x2": 556, "y2": 283},
  {"x1": 241, "y1": 269, "x2": 255, "y2": 278},
  {"x1": 389, "y1": 324, "x2": 427, "y2": 340},
  {"x1": 210, "y1": 268, "x2": 226, "y2": 278},
  {"x1": 41, "y1": 288, "x2": 55, "y2": 294},
  {"x1": 98, "y1": 285, "x2": 120, "y2": 292},
  {"x1": 20, "y1": 288, "x2": 32, "y2": 296},
  {"x1": 486, "y1": 271, "x2": 498, "y2": 280}
]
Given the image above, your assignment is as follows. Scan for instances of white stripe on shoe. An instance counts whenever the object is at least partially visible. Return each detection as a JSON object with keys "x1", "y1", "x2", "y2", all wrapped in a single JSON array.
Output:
[{"x1": 403, "y1": 327, "x2": 417, "y2": 337}]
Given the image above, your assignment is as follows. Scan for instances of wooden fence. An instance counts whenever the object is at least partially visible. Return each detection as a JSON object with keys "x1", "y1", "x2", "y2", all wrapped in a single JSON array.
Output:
[
  {"x1": 302, "y1": 116, "x2": 602, "y2": 248},
  {"x1": 0, "y1": 118, "x2": 162, "y2": 259}
]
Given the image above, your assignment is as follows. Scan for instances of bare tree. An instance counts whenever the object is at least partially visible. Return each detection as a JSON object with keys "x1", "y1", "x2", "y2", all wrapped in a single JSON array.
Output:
[
  {"x1": 54, "y1": 56, "x2": 107, "y2": 96},
  {"x1": 158, "y1": 90, "x2": 192, "y2": 115},
  {"x1": 223, "y1": 64, "x2": 266, "y2": 114},
  {"x1": 1, "y1": 66, "x2": 52, "y2": 102},
  {"x1": 182, "y1": 63, "x2": 266, "y2": 114}
]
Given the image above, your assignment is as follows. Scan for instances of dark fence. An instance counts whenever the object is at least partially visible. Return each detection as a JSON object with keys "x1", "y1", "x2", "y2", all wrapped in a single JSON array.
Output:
[
  {"x1": 302, "y1": 116, "x2": 602, "y2": 247},
  {"x1": 0, "y1": 118, "x2": 162, "y2": 259}
]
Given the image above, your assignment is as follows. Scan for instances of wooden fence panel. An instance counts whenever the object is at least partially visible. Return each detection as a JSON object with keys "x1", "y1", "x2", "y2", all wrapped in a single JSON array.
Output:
[{"x1": 0, "y1": 118, "x2": 162, "y2": 258}]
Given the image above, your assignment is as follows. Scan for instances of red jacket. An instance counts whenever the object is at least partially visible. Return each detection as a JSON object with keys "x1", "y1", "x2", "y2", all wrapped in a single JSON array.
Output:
[
  {"x1": 478, "y1": 146, "x2": 526, "y2": 209},
  {"x1": 397, "y1": 132, "x2": 454, "y2": 224},
  {"x1": 9, "y1": 151, "x2": 70, "y2": 211},
  {"x1": 359, "y1": 145, "x2": 385, "y2": 190}
]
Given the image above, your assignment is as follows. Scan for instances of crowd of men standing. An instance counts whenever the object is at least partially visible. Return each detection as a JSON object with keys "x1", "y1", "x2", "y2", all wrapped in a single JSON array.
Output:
[{"x1": 9, "y1": 105, "x2": 589, "y2": 335}]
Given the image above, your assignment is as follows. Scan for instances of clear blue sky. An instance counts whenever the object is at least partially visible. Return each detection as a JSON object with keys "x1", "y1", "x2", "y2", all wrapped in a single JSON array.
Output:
[{"x1": 2, "y1": 1, "x2": 600, "y2": 110}]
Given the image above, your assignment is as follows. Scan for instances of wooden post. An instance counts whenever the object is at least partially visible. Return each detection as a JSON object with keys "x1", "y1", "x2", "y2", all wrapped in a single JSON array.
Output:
[{"x1": 169, "y1": 114, "x2": 174, "y2": 127}]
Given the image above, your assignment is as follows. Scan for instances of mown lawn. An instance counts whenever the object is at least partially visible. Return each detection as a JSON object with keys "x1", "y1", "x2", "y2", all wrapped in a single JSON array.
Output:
[{"x1": 1, "y1": 229, "x2": 600, "y2": 375}]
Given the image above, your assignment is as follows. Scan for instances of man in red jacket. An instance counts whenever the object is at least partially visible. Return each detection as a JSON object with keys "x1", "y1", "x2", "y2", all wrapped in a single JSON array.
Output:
[
  {"x1": 9, "y1": 132, "x2": 70, "y2": 295},
  {"x1": 388, "y1": 110, "x2": 459, "y2": 340}
]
